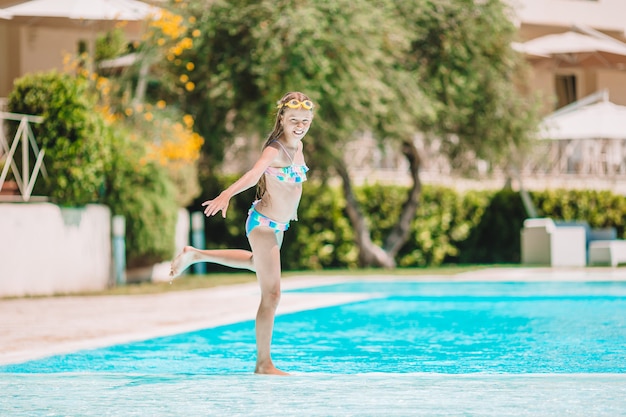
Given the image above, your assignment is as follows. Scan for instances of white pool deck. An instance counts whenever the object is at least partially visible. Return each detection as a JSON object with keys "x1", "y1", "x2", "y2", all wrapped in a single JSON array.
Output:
[{"x1": 2, "y1": 267, "x2": 625, "y2": 366}]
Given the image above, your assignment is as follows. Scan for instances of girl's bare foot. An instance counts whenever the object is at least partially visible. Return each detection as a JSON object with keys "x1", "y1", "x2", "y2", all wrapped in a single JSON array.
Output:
[
  {"x1": 169, "y1": 246, "x2": 198, "y2": 278},
  {"x1": 254, "y1": 362, "x2": 289, "y2": 376}
]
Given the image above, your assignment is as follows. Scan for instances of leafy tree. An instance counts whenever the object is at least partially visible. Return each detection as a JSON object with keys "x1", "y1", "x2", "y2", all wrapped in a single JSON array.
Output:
[
  {"x1": 148, "y1": 0, "x2": 539, "y2": 268},
  {"x1": 340, "y1": 0, "x2": 540, "y2": 266},
  {"x1": 399, "y1": 0, "x2": 540, "y2": 172}
]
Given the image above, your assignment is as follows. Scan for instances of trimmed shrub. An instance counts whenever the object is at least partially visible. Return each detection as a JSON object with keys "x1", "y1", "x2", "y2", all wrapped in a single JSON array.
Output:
[
  {"x1": 8, "y1": 71, "x2": 107, "y2": 206},
  {"x1": 100, "y1": 127, "x2": 179, "y2": 268},
  {"x1": 457, "y1": 189, "x2": 526, "y2": 263}
]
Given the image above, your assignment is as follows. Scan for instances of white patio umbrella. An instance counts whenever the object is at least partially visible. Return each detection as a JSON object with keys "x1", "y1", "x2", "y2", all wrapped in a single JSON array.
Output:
[
  {"x1": 1, "y1": 0, "x2": 159, "y2": 23},
  {"x1": 540, "y1": 100, "x2": 626, "y2": 140},
  {"x1": 517, "y1": 31, "x2": 626, "y2": 67}
]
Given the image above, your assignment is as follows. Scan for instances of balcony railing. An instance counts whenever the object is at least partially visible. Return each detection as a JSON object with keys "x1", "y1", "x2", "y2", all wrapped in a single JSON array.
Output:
[{"x1": 0, "y1": 111, "x2": 46, "y2": 202}]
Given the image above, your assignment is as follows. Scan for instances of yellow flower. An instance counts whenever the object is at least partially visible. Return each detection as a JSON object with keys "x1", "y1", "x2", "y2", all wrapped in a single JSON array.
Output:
[
  {"x1": 185, "y1": 81, "x2": 195, "y2": 91},
  {"x1": 124, "y1": 108, "x2": 133, "y2": 116},
  {"x1": 179, "y1": 37, "x2": 193, "y2": 49},
  {"x1": 144, "y1": 112, "x2": 154, "y2": 122},
  {"x1": 186, "y1": 62, "x2": 195, "y2": 71},
  {"x1": 156, "y1": 100, "x2": 166, "y2": 109},
  {"x1": 179, "y1": 74, "x2": 189, "y2": 83},
  {"x1": 192, "y1": 29, "x2": 201, "y2": 38},
  {"x1": 189, "y1": 16, "x2": 196, "y2": 24},
  {"x1": 157, "y1": 38, "x2": 166, "y2": 46},
  {"x1": 183, "y1": 114, "x2": 194, "y2": 128},
  {"x1": 96, "y1": 76, "x2": 108, "y2": 89},
  {"x1": 172, "y1": 45, "x2": 183, "y2": 56}
]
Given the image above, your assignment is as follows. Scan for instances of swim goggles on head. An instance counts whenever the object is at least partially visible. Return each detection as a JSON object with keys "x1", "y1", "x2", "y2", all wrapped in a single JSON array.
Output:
[{"x1": 278, "y1": 99, "x2": 314, "y2": 110}]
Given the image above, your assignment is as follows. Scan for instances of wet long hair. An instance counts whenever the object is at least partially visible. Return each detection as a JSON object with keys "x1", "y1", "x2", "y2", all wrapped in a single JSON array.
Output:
[{"x1": 255, "y1": 91, "x2": 314, "y2": 200}]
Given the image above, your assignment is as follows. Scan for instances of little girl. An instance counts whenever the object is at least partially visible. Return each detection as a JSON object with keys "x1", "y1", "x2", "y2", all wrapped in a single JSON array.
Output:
[{"x1": 169, "y1": 92, "x2": 314, "y2": 375}]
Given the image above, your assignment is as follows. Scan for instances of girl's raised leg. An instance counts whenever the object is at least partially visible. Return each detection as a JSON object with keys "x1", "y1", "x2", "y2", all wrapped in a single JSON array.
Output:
[{"x1": 169, "y1": 246, "x2": 255, "y2": 277}]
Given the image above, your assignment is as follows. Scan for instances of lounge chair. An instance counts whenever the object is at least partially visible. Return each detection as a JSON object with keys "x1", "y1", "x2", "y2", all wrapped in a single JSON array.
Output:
[{"x1": 521, "y1": 218, "x2": 586, "y2": 267}]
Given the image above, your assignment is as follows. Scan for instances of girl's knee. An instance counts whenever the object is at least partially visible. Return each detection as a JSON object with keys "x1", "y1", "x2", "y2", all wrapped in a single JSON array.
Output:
[{"x1": 261, "y1": 286, "x2": 281, "y2": 306}]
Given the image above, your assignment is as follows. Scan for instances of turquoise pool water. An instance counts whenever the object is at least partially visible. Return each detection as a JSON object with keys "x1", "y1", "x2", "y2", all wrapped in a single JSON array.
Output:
[{"x1": 2, "y1": 281, "x2": 626, "y2": 416}]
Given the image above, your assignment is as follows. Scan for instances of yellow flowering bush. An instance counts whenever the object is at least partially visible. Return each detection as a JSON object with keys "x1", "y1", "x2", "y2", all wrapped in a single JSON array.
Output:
[
  {"x1": 141, "y1": 114, "x2": 204, "y2": 206},
  {"x1": 109, "y1": 100, "x2": 204, "y2": 206},
  {"x1": 144, "y1": 8, "x2": 198, "y2": 93},
  {"x1": 64, "y1": 52, "x2": 204, "y2": 206}
]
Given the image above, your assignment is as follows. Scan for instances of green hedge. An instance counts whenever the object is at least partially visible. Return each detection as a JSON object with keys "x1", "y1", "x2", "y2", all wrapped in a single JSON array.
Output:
[
  {"x1": 191, "y1": 178, "x2": 626, "y2": 271},
  {"x1": 533, "y1": 189, "x2": 626, "y2": 237}
]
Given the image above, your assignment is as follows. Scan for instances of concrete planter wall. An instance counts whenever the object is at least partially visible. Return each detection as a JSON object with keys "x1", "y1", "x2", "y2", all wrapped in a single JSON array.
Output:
[{"x1": 0, "y1": 203, "x2": 112, "y2": 297}]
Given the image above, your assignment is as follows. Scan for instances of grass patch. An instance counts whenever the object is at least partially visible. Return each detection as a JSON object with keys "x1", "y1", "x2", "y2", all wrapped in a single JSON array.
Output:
[
  {"x1": 4, "y1": 265, "x2": 515, "y2": 299},
  {"x1": 94, "y1": 273, "x2": 258, "y2": 296},
  {"x1": 88, "y1": 264, "x2": 502, "y2": 296}
]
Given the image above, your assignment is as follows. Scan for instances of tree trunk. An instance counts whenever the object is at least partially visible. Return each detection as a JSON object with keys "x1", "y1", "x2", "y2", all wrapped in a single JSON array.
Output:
[
  {"x1": 384, "y1": 139, "x2": 423, "y2": 257},
  {"x1": 334, "y1": 161, "x2": 396, "y2": 268},
  {"x1": 333, "y1": 138, "x2": 423, "y2": 268}
]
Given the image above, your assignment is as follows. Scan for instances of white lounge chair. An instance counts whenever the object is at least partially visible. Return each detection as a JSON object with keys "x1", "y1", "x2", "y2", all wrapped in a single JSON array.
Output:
[
  {"x1": 589, "y1": 240, "x2": 626, "y2": 267},
  {"x1": 520, "y1": 218, "x2": 586, "y2": 267}
]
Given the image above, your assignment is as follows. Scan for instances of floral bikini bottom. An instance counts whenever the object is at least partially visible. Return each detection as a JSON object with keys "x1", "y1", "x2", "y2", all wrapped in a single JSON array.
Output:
[{"x1": 245, "y1": 202, "x2": 290, "y2": 237}]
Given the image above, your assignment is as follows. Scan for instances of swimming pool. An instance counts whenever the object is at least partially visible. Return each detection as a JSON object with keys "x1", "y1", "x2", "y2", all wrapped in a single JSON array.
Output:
[{"x1": 2, "y1": 280, "x2": 626, "y2": 416}]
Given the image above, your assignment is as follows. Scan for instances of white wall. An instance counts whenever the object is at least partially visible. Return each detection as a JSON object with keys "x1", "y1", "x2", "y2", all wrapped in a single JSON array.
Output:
[
  {"x1": 0, "y1": 18, "x2": 146, "y2": 97},
  {"x1": 0, "y1": 203, "x2": 112, "y2": 297},
  {"x1": 19, "y1": 25, "x2": 81, "y2": 74},
  {"x1": 509, "y1": 0, "x2": 626, "y2": 35},
  {"x1": 598, "y1": 69, "x2": 626, "y2": 106}
]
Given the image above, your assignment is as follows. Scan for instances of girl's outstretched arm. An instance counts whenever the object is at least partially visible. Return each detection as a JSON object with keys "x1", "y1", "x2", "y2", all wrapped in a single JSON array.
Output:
[{"x1": 202, "y1": 146, "x2": 279, "y2": 218}]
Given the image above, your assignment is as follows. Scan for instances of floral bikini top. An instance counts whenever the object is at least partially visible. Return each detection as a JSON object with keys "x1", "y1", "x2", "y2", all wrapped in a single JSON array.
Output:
[{"x1": 265, "y1": 141, "x2": 309, "y2": 183}]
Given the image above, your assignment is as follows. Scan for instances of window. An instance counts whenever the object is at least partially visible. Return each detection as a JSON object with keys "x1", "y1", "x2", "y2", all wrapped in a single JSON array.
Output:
[{"x1": 555, "y1": 75, "x2": 577, "y2": 108}]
